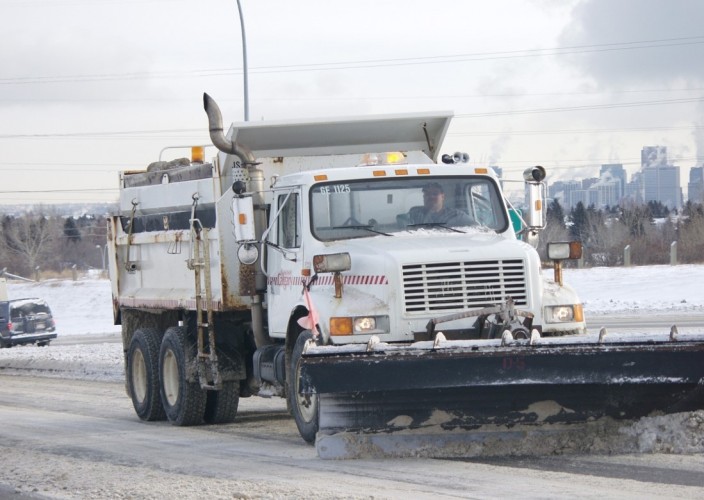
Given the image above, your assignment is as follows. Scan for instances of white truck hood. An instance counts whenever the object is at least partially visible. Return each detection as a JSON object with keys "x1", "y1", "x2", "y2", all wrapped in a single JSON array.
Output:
[{"x1": 331, "y1": 228, "x2": 535, "y2": 264}]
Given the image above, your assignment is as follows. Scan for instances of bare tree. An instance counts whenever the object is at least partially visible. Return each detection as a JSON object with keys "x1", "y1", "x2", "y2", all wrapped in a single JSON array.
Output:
[
  {"x1": 679, "y1": 202, "x2": 704, "y2": 263},
  {"x1": 0, "y1": 214, "x2": 58, "y2": 277}
]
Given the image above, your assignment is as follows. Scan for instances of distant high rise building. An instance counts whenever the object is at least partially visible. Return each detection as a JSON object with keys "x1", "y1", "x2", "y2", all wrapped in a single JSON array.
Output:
[
  {"x1": 600, "y1": 164, "x2": 626, "y2": 199},
  {"x1": 581, "y1": 178, "x2": 598, "y2": 190},
  {"x1": 641, "y1": 146, "x2": 668, "y2": 168},
  {"x1": 549, "y1": 180, "x2": 582, "y2": 209},
  {"x1": 625, "y1": 172, "x2": 644, "y2": 205},
  {"x1": 688, "y1": 166, "x2": 704, "y2": 204},
  {"x1": 591, "y1": 179, "x2": 621, "y2": 208},
  {"x1": 635, "y1": 147, "x2": 683, "y2": 209},
  {"x1": 642, "y1": 164, "x2": 682, "y2": 209}
]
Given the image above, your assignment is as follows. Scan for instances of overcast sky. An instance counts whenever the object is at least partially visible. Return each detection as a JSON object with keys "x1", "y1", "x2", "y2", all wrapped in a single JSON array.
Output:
[{"x1": 1, "y1": 0, "x2": 703, "y2": 205}]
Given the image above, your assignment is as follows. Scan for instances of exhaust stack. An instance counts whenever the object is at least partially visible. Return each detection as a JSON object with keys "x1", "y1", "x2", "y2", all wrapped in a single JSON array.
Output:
[{"x1": 203, "y1": 92, "x2": 255, "y2": 164}]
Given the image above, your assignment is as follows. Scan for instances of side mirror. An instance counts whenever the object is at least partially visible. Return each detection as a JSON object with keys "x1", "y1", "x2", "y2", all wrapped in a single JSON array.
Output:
[
  {"x1": 547, "y1": 241, "x2": 582, "y2": 286},
  {"x1": 232, "y1": 195, "x2": 260, "y2": 265},
  {"x1": 523, "y1": 166, "x2": 546, "y2": 230},
  {"x1": 548, "y1": 241, "x2": 582, "y2": 261},
  {"x1": 313, "y1": 253, "x2": 351, "y2": 299},
  {"x1": 232, "y1": 195, "x2": 256, "y2": 243},
  {"x1": 313, "y1": 253, "x2": 351, "y2": 273}
]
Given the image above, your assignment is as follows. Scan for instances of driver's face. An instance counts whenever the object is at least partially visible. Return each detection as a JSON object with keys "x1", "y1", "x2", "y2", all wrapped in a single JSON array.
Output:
[{"x1": 423, "y1": 188, "x2": 444, "y2": 212}]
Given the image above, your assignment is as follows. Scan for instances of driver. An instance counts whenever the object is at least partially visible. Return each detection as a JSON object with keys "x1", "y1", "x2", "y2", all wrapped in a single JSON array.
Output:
[{"x1": 410, "y1": 182, "x2": 473, "y2": 226}]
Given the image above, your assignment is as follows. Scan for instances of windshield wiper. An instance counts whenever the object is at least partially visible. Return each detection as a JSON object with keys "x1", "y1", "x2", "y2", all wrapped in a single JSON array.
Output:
[
  {"x1": 405, "y1": 222, "x2": 465, "y2": 233},
  {"x1": 332, "y1": 225, "x2": 391, "y2": 236}
]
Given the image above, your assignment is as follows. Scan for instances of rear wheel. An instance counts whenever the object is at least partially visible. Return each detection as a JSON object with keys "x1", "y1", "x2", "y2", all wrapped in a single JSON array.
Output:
[
  {"x1": 204, "y1": 381, "x2": 240, "y2": 424},
  {"x1": 127, "y1": 328, "x2": 166, "y2": 421},
  {"x1": 288, "y1": 330, "x2": 319, "y2": 443},
  {"x1": 159, "y1": 326, "x2": 206, "y2": 426}
]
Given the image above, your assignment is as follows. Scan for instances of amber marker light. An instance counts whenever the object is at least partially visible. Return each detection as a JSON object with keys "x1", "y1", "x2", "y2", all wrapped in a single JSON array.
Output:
[
  {"x1": 191, "y1": 146, "x2": 205, "y2": 163},
  {"x1": 330, "y1": 317, "x2": 353, "y2": 335}
]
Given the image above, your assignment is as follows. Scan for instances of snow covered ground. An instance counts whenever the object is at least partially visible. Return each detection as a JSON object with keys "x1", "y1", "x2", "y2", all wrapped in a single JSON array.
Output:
[
  {"x1": 566, "y1": 264, "x2": 704, "y2": 317},
  {"x1": 4, "y1": 263, "x2": 703, "y2": 338}
]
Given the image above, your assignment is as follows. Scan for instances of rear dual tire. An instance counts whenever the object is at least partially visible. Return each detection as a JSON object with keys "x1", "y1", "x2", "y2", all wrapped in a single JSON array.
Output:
[
  {"x1": 159, "y1": 326, "x2": 207, "y2": 426},
  {"x1": 127, "y1": 324, "x2": 240, "y2": 426},
  {"x1": 127, "y1": 328, "x2": 166, "y2": 421},
  {"x1": 204, "y1": 381, "x2": 239, "y2": 424}
]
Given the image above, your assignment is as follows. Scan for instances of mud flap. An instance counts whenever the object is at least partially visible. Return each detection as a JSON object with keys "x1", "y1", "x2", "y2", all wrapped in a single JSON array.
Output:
[{"x1": 299, "y1": 333, "x2": 704, "y2": 458}]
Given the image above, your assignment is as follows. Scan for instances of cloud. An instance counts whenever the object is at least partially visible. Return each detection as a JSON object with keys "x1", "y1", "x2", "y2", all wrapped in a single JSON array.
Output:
[{"x1": 558, "y1": 0, "x2": 704, "y2": 87}]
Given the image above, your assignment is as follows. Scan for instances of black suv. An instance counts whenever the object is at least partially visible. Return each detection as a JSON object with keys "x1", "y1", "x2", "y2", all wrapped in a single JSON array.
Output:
[{"x1": 0, "y1": 298, "x2": 57, "y2": 348}]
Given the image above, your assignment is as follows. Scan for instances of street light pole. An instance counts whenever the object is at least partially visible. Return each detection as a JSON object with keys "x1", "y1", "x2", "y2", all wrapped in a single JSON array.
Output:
[{"x1": 236, "y1": 0, "x2": 250, "y2": 121}]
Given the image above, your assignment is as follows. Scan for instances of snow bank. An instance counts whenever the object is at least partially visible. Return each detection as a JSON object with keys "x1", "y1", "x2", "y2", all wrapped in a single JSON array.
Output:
[
  {"x1": 7, "y1": 278, "x2": 120, "y2": 336},
  {"x1": 559, "y1": 264, "x2": 704, "y2": 315},
  {"x1": 0, "y1": 342, "x2": 123, "y2": 382}
]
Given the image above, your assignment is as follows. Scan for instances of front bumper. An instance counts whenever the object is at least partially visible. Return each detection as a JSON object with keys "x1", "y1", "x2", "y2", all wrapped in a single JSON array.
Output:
[{"x1": 1, "y1": 332, "x2": 57, "y2": 347}]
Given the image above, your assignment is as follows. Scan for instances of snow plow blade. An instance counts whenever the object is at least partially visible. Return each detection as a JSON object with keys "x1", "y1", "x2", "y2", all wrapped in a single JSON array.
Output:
[{"x1": 299, "y1": 330, "x2": 704, "y2": 458}]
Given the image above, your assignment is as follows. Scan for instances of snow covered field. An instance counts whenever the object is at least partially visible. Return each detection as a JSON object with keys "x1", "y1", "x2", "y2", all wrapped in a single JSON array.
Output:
[{"x1": 4, "y1": 263, "x2": 703, "y2": 338}]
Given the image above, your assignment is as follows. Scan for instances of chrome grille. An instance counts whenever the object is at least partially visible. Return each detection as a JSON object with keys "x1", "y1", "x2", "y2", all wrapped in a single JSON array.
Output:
[{"x1": 402, "y1": 259, "x2": 527, "y2": 313}]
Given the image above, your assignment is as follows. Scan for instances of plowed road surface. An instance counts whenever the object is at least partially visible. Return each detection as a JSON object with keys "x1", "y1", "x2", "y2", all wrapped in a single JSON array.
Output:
[{"x1": 1, "y1": 374, "x2": 703, "y2": 499}]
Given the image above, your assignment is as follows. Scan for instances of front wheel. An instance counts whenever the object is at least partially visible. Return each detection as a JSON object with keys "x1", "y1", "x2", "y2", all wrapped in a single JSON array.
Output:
[
  {"x1": 288, "y1": 330, "x2": 319, "y2": 443},
  {"x1": 159, "y1": 326, "x2": 206, "y2": 426}
]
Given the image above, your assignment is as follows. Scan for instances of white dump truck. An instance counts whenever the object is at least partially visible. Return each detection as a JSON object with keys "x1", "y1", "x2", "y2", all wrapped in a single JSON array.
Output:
[{"x1": 109, "y1": 94, "x2": 589, "y2": 441}]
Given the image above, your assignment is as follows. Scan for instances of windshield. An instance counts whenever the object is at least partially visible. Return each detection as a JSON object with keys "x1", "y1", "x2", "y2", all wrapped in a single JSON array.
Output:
[{"x1": 311, "y1": 176, "x2": 508, "y2": 241}]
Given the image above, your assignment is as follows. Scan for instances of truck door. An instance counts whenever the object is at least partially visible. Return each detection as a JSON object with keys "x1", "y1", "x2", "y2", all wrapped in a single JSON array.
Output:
[{"x1": 266, "y1": 190, "x2": 303, "y2": 336}]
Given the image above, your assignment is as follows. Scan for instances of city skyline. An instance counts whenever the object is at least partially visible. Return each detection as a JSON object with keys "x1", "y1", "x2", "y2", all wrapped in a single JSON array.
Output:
[{"x1": 547, "y1": 145, "x2": 703, "y2": 211}]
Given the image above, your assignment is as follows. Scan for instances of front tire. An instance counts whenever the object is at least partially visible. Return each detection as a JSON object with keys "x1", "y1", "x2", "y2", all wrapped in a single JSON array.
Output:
[
  {"x1": 288, "y1": 330, "x2": 319, "y2": 443},
  {"x1": 127, "y1": 328, "x2": 166, "y2": 421},
  {"x1": 159, "y1": 326, "x2": 206, "y2": 426}
]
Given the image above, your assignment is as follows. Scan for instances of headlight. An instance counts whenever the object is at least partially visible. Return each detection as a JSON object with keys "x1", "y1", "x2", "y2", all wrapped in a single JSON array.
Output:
[
  {"x1": 330, "y1": 316, "x2": 390, "y2": 335},
  {"x1": 544, "y1": 304, "x2": 584, "y2": 323},
  {"x1": 354, "y1": 317, "x2": 376, "y2": 331}
]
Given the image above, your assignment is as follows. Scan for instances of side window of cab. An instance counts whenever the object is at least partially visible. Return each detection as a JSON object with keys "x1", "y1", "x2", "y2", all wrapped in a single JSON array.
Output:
[{"x1": 276, "y1": 192, "x2": 300, "y2": 249}]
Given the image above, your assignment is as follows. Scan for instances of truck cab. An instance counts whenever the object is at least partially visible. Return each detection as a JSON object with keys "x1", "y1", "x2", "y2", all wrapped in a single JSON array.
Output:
[{"x1": 262, "y1": 162, "x2": 584, "y2": 345}]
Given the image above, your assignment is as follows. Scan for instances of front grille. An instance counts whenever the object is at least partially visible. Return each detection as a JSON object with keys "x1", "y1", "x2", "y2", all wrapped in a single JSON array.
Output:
[{"x1": 402, "y1": 259, "x2": 527, "y2": 313}]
